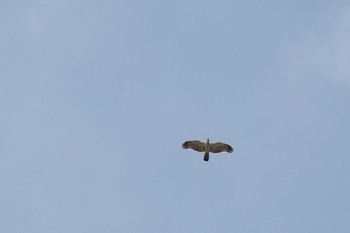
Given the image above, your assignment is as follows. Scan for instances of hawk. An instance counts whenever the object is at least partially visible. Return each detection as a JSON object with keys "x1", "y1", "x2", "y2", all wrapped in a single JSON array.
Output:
[{"x1": 182, "y1": 138, "x2": 233, "y2": 161}]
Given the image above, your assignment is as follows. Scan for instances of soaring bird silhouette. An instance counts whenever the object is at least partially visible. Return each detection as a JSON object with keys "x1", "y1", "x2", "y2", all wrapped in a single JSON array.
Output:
[{"x1": 182, "y1": 139, "x2": 233, "y2": 161}]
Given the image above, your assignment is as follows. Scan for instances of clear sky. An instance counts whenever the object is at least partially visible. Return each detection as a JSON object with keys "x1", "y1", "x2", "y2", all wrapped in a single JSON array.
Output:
[{"x1": 1, "y1": 1, "x2": 350, "y2": 232}]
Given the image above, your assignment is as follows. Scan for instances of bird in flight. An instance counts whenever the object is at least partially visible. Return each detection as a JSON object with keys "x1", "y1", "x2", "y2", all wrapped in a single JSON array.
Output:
[{"x1": 182, "y1": 139, "x2": 233, "y2": 161}]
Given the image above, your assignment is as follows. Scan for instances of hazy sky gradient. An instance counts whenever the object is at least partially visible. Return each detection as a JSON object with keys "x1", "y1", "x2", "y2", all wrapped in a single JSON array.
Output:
[{"x1": 1, "y1": 1, "x2": 349, "y2": 232}]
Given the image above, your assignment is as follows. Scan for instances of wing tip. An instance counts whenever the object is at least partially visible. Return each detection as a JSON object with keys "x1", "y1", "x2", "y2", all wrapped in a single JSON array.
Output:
[
  {"x1": 227, "y1": 145, "x2": 234, "y2": 153},
  {"x1": 182, "y1": 141, "x2": 189, "y2": 149}
]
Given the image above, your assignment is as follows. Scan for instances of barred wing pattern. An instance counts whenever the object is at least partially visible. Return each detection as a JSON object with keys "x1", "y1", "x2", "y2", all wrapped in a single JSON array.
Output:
[
  {"x1": 210, "y1": 142, "x2": 233, "y2": 153},
  {"x1": 182, "y1": 140, "x2": 205, "y2": 152},
  {"x1": 182, "y1": 139, "x2": 234, "y2": 162}
]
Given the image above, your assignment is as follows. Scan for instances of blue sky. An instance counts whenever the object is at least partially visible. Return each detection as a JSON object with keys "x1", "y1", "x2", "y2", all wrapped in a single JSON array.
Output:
[{"x1": 1, "y1": 0, "x2": 350, "y2": 232}]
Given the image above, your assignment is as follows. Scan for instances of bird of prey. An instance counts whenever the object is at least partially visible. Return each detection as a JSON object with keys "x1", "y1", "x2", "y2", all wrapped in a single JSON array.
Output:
[{"x1": 182, "y1": 139, "x2": 233, "y2": 161}]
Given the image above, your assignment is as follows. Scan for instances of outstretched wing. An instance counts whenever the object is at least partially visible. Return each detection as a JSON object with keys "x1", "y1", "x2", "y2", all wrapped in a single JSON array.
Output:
[
  {"x1": 210, "y1": 142, "x2": 233, "y2": 153},
  {"x1": 182, "y1": 140, "x2": 205, "y2": 152}
]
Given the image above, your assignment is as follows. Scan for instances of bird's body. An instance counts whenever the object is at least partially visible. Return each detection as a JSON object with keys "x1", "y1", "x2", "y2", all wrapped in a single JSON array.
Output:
[{"x1": 182, "y1": 139, "x2": 233, "y2": 161}]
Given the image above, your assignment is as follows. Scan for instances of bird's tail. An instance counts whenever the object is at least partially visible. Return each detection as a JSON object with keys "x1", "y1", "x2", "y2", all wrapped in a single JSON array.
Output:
[{"x1": 204, "y1": 152, "x2": 209, "y2": 161}]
